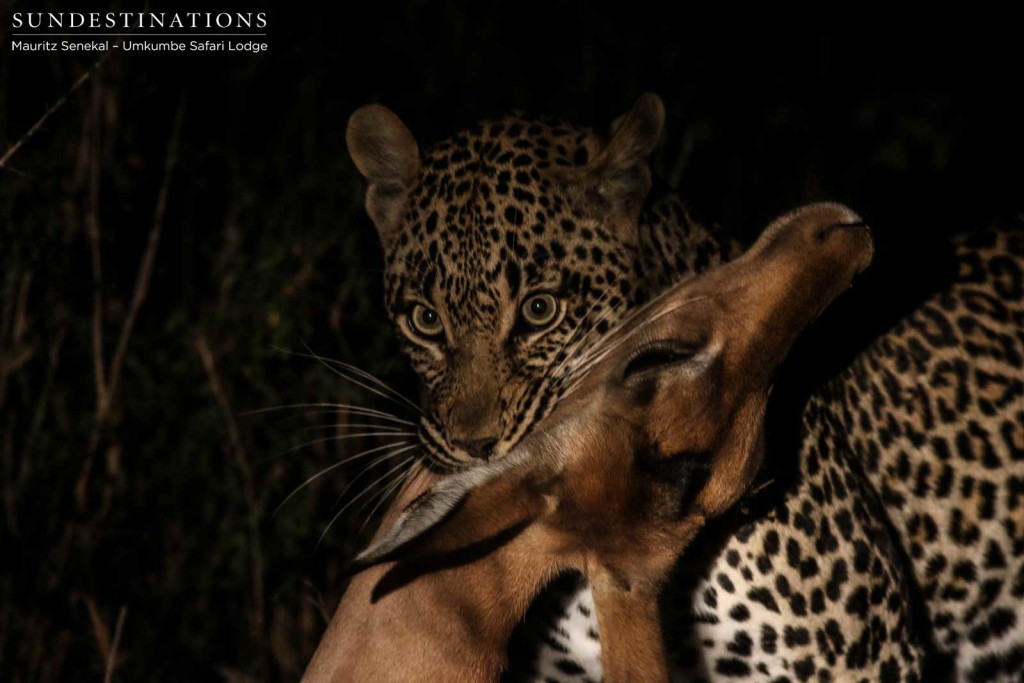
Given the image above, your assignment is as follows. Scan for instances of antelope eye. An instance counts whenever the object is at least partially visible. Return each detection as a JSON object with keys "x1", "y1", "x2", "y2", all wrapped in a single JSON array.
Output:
[
  {"x1": 520, "y1": 293, "x2": 559, "y2": 329},
  {"x1": 622, "y1": 341, "x2": 701, "y2": 383},
  {"x1": 409, "y1": 304, "x2": 444, "y2": 338}
]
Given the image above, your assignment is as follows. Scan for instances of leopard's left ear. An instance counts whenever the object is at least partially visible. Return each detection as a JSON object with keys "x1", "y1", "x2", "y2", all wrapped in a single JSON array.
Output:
[
  {"x1": 549, "y1": 94, "x2": 665, "y2": 226},
  {"x1": 346, "y1": 104, "x2": 421, "y2": 245}
]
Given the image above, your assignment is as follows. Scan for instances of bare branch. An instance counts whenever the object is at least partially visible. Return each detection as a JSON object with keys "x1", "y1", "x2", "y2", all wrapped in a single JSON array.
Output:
[
  {"x1": 0, "y1": 53, "x2": 110, "y2": 171},
  {"x1": 195, "y1": 334, "x2": 252, "y2": 484},
  {"x1": 194, "y1": 333, "x2": 267, "y2": 668},
  {"x1": 87, "y1": 79, "x2": 107, "y2": 416},
  {"x1": 0, "y1": 270, "x2": 35, "y2": 411},
  {"x1": 105, "y1": 93, "x2": 186, "y2": 414},
  {"x1": 104, "y1": 606, "x2": 127, "y2": 683},
  {"x1": 79, "y1": 92, "x2": 186, "y2": 508},
  {"x1": 83, "y1": 595, "x2": 112, "y2": 664}
]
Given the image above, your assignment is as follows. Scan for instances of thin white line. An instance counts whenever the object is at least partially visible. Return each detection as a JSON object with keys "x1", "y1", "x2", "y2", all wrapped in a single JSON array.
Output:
[{"x1": 12, "y1": 33, "x2": 267, "y2": 36}]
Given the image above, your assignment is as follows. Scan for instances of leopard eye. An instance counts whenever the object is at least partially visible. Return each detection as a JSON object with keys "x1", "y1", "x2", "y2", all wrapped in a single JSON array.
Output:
[
  {"x1": 409, "y1": 304, "x2": 444, "y2": 338},
  {"x1": 520, "y1": 293, "x2": 560, "y2": 329}
]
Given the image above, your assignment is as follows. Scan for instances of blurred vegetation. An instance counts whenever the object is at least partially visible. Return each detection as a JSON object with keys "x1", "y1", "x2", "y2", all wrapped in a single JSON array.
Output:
[{"x1": 1, "y1": 3, "x2": 1021, "y2": 680}]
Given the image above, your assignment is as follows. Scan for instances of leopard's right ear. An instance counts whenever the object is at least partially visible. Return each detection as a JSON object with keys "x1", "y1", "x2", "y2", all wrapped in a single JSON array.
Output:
[{"x1": 346, "y1": 105, "x2": 421, "y2": 244}]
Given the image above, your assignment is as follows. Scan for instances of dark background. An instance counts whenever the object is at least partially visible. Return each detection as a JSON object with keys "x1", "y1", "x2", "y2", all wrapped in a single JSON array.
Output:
[{"x1": 1, "y1": 4, "x2": 1021, "y2": 680}]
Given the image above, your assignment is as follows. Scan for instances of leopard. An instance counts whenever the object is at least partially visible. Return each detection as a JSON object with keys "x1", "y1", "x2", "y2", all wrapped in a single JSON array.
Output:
[{"x1": 346, "y1": 92, "x2": 1024, "y2": 681}]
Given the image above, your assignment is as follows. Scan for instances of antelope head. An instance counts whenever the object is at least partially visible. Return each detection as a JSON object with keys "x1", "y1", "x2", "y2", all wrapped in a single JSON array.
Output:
[{"x1": 354, "y1": 201, "x2": 871, "y2": 568}]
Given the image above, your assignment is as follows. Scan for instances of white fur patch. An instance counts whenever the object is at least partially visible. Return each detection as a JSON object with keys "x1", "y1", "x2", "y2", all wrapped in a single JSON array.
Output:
[{"x1": 531, "y1": 584, "x2": 603, "y2": 683}]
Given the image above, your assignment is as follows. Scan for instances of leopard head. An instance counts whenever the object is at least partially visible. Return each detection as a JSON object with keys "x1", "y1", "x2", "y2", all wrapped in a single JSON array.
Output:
[{"x1": 347, "y1": 95, "x2": 665, "y2": 469}]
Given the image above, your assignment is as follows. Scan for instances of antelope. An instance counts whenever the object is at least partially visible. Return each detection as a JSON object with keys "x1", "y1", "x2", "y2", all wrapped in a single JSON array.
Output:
[{"x1": 303, "y1": 203, "x2": 873, "y2": 682}]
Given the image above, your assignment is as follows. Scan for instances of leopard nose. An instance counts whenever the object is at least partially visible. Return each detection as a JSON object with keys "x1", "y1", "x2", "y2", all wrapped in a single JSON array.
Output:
[{"x1": 454, "y1": 437, "x2": 498, "y2": 460}]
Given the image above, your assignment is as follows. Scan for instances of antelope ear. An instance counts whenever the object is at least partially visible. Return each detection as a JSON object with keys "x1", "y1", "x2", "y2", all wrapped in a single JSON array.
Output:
[
  {"x1": 349, "y1": 447, "x2": 555, "y2": 572},
  {"x1": 695, "y1": 393, "x2": 768, "y2": 518},
  {"x1": 346, "y1": 104, "x2": 421, "y2": 245}
]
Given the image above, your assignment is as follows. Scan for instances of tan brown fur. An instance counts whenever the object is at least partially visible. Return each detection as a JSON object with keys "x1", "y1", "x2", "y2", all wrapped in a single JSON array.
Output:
[{"x1": 304, "y1": 472, "x2": 567, "y2": 682}]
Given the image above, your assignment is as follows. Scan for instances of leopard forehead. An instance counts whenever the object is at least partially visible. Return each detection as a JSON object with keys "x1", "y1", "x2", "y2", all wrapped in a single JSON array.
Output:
[{"x1": 385, "y1": 114, "x2": 635, "y2": 317}]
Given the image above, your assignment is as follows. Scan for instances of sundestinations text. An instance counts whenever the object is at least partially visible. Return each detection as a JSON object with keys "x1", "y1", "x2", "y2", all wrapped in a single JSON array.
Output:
[{"x1": 11, "y1": 12, "x2": 267, "y2": 30}]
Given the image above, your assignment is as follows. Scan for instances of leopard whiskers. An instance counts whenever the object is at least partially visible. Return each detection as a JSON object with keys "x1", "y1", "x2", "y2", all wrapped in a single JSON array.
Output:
[
  {"x1": 318, "y1": 453, "x2": 418, "y2": 547},
  {"x1": 551, "y1": 293, "x2": 630, "y2": 384},
  {"x1": 559, "y1": 293, "x2": 713, "y2": 397},
  {"x1": 355, "y1": 459, "x2": 419, "y2": 538},
  {"x1": 242, "y1": 403, "x2": 417, "y2": 427},
  {"x1": 273, "y1": 441, "x2": 415, "y2": 516},
  {"x1": 550, "y1": 264, "x2": 673, "y2": 389},
  {"x1": 548, "y1": 261, "x2": 667, "y2": 378},
  {"x1": 309, "y1": 355, "x2": 422, "y2": 416},
  {"x1": 304, "y1": 422, "x2": 409, "y2": 434},
  {"x1": 547, "y1": 285, "x2": 617, "y2": 380},
  {"x1": 276, "y1": 344, "x2": 424, "y2": 416},
  {"x1": 328, "y1": 444, "x2": 419, "y2": 517},
  {"x1": 392, "y1": 460, "x2": 428, "y2": 507},
  {"x1": 272, "y1": 430, "x2": 418, "y2": 461},
  {"x1": 313, "y1": 354, "x2": 424, "y2": 416}
]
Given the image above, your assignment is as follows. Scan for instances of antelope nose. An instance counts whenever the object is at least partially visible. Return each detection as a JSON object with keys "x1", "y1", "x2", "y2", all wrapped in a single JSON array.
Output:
[
  {"x1": 454, "y1": 437, "x2": 498, "y2": 460},
  {"x1": 810, "y1": 204, "x2": 868, "y2": 240}
]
